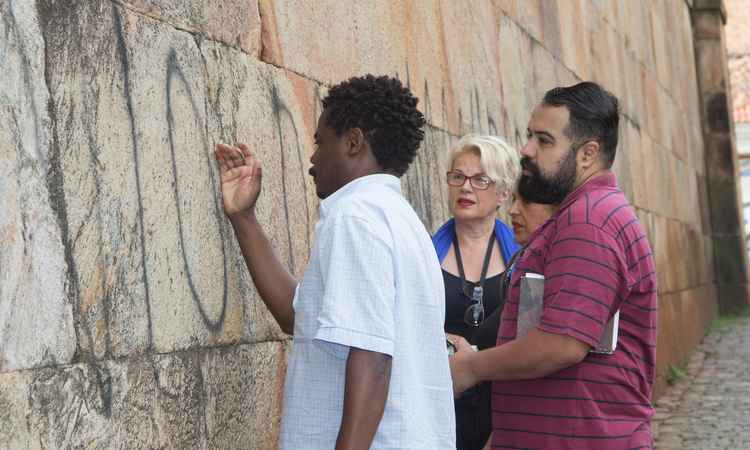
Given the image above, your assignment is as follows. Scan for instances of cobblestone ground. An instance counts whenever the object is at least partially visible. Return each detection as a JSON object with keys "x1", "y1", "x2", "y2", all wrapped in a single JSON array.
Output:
[{"x1": 652, "y1": 314, "x2": 750, "y2": 450}]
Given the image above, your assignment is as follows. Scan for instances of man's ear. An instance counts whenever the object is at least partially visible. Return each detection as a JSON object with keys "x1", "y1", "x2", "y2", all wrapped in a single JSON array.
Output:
[
  {"x1": 578, "y1": 140, "x2": 601, "y2": 169},
  {"x1": 346, "y1": 128, "x2": 366, "y2": 156}
]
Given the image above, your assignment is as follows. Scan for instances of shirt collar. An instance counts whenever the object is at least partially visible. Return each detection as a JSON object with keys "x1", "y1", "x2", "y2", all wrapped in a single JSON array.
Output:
[
  {"x1": 556, "y1": 170, "x2": 618, "y2": 212},
  {"x1": 319, "y1": 173, "x2": 401, "y2": 217}
]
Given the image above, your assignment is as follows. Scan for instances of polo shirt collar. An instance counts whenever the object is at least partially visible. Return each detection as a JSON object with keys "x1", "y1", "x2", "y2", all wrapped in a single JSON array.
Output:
[
  {"x1": 319, "y1": 173, "x2": 401, "y2": 218},
  {"x1": 556, "y1": 171, "x2": 618, "y2": 212}
]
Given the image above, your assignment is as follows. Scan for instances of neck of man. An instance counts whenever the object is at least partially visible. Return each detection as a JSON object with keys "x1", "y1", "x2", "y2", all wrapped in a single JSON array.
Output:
[
  {"x1": 455, "y1": 216, "x2": 495, "y2": 247},
  {"x1": 573, "y1": 163, "x2": 608, "y2": 191}
]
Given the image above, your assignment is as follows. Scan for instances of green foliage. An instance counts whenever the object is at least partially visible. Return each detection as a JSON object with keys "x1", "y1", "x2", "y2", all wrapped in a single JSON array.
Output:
[
  {"x1": 665, "y1": 361, "x2": 688, "y2": 386},
  {"x1": 707, "y1": 304, "x2": 750, "y2": 336}
]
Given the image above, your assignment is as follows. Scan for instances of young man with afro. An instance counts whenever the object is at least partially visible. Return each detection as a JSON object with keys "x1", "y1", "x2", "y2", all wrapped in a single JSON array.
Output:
[{"x1": 215, "y1": 75, "x2": 455, "y2": 449}]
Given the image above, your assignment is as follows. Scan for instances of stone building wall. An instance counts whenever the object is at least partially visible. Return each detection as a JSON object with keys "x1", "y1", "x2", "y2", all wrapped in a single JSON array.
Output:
[{"x1": 0, "y1": 0, "x2": 732, "y2": 448}]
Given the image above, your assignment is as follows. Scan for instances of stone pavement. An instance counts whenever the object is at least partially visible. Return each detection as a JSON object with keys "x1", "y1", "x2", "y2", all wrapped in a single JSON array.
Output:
[{"x1": 652, "y1": 314, "x2": 750, "y2": 450}]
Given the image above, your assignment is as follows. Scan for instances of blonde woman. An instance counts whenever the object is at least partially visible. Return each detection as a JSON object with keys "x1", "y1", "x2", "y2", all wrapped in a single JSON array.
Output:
[{"x1": 431, "y1": 134, "x2": 520, "y2": 450}]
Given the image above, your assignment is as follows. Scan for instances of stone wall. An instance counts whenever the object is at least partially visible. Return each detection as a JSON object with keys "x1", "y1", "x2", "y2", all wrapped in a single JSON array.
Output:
[{"x1": 0, "y1": 0, "x2": 734, "y2": 447}]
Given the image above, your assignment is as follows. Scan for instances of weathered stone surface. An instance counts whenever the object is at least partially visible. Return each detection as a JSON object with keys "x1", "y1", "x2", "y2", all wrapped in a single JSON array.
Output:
[
  {"x1": 0, "y1": 1, "x2": 76, "y2": 372},
  {"x1": 202, "y1": 341, "x2": 286, "y2": 449},
  {"x1": 497, "y1": 16, "x2": 536, "y2": 145},
  {"x1": 0, "y1": 0, "x2": 741, "y2": 446},
  {"x1": 612, "y1": 119, "x2": 634, "y2": 202},
  {"x1": 117, "y1": 0, "x2": 262, "y2": 57},
  {"x1": 259, "y1": 0, "x2": 516, "y2": 138},
  {"x1": 402, "y1": 126, "x2": 453, "y2": 233},
  {"x1": 0, "y1": 370, "x2": 33, "y2": 449},
  {"x1": 0, "y1": 341, "x2": 283, "y2": 450},
  {"x1": 37, "y1": 1, "x2": 319, "y2": 361}
]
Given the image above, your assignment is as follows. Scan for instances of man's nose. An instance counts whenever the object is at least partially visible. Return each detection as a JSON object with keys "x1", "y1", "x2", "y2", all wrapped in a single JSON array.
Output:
[{"x1": 520, "y1": 141, "x2": 535, "y2": 158}]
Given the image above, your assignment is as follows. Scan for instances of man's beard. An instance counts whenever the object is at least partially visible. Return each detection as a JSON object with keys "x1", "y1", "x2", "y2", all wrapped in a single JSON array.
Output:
[{"x1": 518, "y1": 148, "x2": 577, "y2": 205}]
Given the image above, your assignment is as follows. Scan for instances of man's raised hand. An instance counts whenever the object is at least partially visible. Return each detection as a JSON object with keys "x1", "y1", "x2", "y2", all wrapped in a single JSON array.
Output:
[{"x1": 214, "y1": 143, "x2": 262, "y2": 217}]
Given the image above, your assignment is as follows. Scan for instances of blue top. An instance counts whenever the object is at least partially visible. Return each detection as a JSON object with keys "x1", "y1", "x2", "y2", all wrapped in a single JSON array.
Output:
[{"x1": 431, "y1": 218, "x2": 519, "y2": 264}]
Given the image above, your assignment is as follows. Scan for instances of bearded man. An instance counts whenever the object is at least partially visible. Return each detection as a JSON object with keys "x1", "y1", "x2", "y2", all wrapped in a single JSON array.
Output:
[{"x1": 450, "y1": 82, "x2": 657, "y2": 450}]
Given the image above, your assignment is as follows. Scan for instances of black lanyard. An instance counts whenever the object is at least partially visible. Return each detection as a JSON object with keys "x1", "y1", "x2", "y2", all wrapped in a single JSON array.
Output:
[{"x1": 453, "y1": 231, "x2": 496, "y2": 300}]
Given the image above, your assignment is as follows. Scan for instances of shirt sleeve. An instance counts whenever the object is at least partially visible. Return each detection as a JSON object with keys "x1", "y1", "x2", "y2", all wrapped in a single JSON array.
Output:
[
  {"x1": 538, "y1": 222, "x2": 633, "y2": 348},
  {"x1": 312, "y1": 214, "x2": 396, "y2": 357}
]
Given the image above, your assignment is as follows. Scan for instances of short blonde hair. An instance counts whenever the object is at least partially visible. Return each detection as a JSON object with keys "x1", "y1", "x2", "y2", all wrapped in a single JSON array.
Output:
[{"x1": 446, "y1": 134, "x2": 520, "y2": 194}]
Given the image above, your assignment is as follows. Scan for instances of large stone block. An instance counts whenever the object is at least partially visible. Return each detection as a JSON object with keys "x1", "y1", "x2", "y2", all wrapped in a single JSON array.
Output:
[
  {"x1": 25, "y1": 361, "x2": 152, "y2": 449},
  {"x1": 627, "y1": 126, "x2": 649, "y2": 210},
  {"x1": 258, "y1": 0, "x2": 515, "y2": 137},
  {"x1": 38, "y1": 1, "x2": 322, "y2": 359},
  {"x1": 672, "y1": 1, "x2": 698, "y2": 114},
  {"x1": 0, "y1": 1, "x2": 76, "y2": 373},
  {"x1": 622, "y1": 53, "x2": 645, "y2": 128},
  {"x1": 0, "y1": 370, "x2": 33, "y2": 449},
  {"x1": 668, "y1": 219, "x2": 691, "y2": 291},
  {"x1": 656, "y1": 89, "x2": 674, "y2": 152},
  {"x1": 557, "y1": 0, "x2": 591, "y2": 81},
  {"x1": 641, "y1": 68, "x2": 663, "y2": 148},
  {"x1": 670, "y1": 111, "x2": 689, "y2": 164},
  {"x1": 613, "y1": 119, "x2": 634, "y2": 202},
  {"x1": 649, "y1": 2, "x2": 674, "y2": 91},
  {"x1": 588, "y1": 20, "x2": 616, "y2": 95},
  {"x1": 624, "y1": 0, "x2": 656, "y2": 70},
  {"x1": 696, "y1": 173, "x2": 713, "y2": 234},
  {"x1": 438, "y1": 1, "x2": 509, "y2": 137},
  {"x1": 655, "y1": 291, "x2": 678, "y2": 379},
  {"x1": 498, "y1": 16, "x2": 536, "y2": 144},
  {"x1": 202, "y1": 341, "x2": 286, "y2": 449},
  {"x1": 0, "y1": 341, "x2": 284, "y2": 450},
  {"x1": 692, "y1": 6, "x2": 725, "y2": 40},
  {"x1": 694, "y1": 40, "x2": 727, "y2": 93},
  {"x1": 515, "y1": 0, "x2": 544, "y2": 45},
  {"x1": 117, "y1": 0, "x2": 262, "y2": 57},
  {"x1": 200, "y1": 45, "x2": 320, "y2": 342},
  {"x1": 530, "y1": 40, "x2": 562, "y2": 106},
  {"x1": 402, "y1": 126, "x2": 454, "y2": 234},
  {"x1": 651, "y1": 214, "x2": 673, "y2": 293}
]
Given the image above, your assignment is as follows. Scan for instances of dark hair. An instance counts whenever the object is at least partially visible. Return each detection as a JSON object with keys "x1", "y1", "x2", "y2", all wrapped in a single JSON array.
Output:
[
  {"x1": 542, "y1": 82, "x2": 620, "y2": 168},
  {"x1": 322, "y1": 75, "x2": 426, "y2": 176}
]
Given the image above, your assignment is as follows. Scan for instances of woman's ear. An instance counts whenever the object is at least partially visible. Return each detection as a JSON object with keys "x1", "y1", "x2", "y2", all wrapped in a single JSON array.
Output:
[{"x1": 496, "y1": 189, "x2": 511, "y2": 207}]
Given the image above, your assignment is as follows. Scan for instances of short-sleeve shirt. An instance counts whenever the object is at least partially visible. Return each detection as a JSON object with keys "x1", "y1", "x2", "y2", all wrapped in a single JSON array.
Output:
[
  {"x1": 280, "y1": 174, "x2": 456, "y2": 450},
  {"x1": 492, "y1": 172, "x2": 657, "y2": 450}
]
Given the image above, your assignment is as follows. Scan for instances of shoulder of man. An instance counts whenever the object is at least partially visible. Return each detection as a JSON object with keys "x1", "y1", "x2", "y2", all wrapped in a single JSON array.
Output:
[{"x1": 554, "y1": 187, "x2": 632, "y2": 235}]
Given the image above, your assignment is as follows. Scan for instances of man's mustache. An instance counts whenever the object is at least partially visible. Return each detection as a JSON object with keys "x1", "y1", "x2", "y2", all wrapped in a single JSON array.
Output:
[{"x1": 520, "y1": 157, "x2": 540, "y2": 175}]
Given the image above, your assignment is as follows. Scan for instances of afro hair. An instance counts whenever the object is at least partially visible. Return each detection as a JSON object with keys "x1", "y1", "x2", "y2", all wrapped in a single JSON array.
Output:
[{"x1": 321, "y1": 75, "x2": 426, "y2": 176}]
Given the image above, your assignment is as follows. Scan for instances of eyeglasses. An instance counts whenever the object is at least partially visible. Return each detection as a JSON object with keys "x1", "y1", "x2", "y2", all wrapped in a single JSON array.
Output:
[
  {"x1": 446, "y1": 171, "x2": 494, "y2": 190},
  {"x1": 463, "y1": 284, "x2": 485, "y2": 327}
]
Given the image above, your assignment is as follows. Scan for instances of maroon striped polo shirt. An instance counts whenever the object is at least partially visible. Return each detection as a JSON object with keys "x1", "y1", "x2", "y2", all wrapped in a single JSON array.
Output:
[{"x1": 492, "y1": 172, "x2": 656, "y2": 450}]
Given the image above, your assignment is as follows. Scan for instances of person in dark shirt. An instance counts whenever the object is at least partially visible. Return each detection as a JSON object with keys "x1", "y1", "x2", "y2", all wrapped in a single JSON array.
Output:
[
  {"x1": 431, "y1": 134, "x2": 520, "y2": 450},
  {"x1": 473, "y1": 190, "x2": 558, "y2": 351},
  {"x1": 450, "y1": 82, "x2": 657, "y2": 449}
]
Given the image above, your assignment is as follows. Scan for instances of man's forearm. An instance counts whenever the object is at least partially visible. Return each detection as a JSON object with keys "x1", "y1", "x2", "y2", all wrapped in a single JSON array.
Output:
[
  {"x1": 229, "y1": 212, "x2": 297, "y2": 334},
  {"x1": 336, "y1": 348, "x2": 392, "y2": 450},
  {"x1": 470, "y1": 328, "x2": 589, "y2": 382}
]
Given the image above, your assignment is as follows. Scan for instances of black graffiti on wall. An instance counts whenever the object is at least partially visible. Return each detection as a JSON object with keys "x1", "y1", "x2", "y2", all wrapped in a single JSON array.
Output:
[
  {"x1": 270, "y1": 84, "x2": 312, "y2": 270},
  {"x1": 112, "y1": 7, "x2": 156, "y2": 349},
  {"x1": 115, "y1": 5, "x2": 235, "y2": 345},
  {"x1": 165, "y1": 49, "x2": 230, "y2": 332}
]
